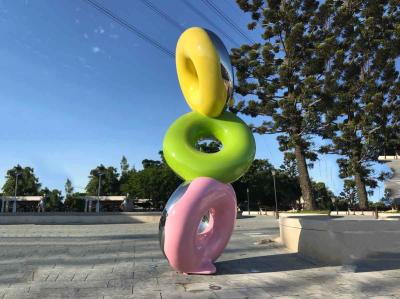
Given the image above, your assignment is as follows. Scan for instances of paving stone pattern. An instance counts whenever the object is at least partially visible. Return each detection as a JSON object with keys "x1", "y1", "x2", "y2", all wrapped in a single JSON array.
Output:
[{"x1": 0, "y1": 216, "x2": 399, "y2": 298}]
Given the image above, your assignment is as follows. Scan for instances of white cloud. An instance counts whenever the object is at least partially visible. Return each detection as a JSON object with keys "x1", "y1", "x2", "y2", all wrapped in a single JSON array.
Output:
[
  {"x1": 92, "y1": 46, "x2": 100, "y2": 53},
  {"x1": 83, "y1": 33, "x2": 89, "y2": 39},
  {"x1": 94, "y1": 26, "x2": 105, "y2": 34}
]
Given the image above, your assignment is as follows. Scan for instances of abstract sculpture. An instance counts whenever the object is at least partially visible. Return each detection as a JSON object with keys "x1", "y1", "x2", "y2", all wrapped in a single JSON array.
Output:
[{"x1": 159, "y1": 27, "x2": 256, "y2": 274}]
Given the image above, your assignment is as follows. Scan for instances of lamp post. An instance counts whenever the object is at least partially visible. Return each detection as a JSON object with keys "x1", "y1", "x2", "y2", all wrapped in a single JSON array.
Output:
[
  {"x1": 96, "y1": 173, "x2": 103, "y2": 213},
  {"x1": 246, "y1": 187, "x2": 250, "y2": 215},
  {"x1": 13, "y1": 172, "x2": 21, "y2": 213},
  {"x1": 271, "y1": 170, "x2": 279, "y2": 219}
]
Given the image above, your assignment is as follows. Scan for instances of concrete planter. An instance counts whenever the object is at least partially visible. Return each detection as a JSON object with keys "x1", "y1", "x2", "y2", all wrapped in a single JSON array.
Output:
[{"x1": 279, "y1": 215, "x2": 400, "y2": 265}]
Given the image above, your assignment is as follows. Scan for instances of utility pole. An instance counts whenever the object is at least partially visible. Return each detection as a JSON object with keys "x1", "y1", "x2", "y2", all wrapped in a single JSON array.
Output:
[
  {"x1": 271, "y1": 170, "x2": 279, "y2": 219},
  {"x1": 247, "y1": 187, "x2": 250, "y2": 215},
  {"x1": 97, "y1": 173, "x2": 103, "y2": 213}
]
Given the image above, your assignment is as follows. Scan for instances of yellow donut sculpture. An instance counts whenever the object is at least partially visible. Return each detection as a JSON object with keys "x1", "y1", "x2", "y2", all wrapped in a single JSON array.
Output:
[{"x1": 176, "y1": 27, "x2": 231, "y2": 117}]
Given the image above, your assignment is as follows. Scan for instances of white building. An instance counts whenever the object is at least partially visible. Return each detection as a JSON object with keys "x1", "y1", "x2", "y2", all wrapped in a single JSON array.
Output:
[
  {"x1": 0, "y1": 196, "x2": 44, "y2": 213},
  {"x1": 378, "y1": 155, "x2": 400, "y2": 206},
  {"x1": 82, "y1": 195, "x2": 127, "y2": 213}
]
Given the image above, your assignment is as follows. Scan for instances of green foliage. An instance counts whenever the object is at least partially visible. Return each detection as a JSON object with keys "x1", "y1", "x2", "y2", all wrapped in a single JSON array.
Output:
[
  {"x1": 64, "y1": 192, "x2": 85, "y2": 212},
  {"x1": 319, "y1": 0, "x2": 400, "y2": 209},
  {"x1": 312, "y1": 181, "x2": 335, "y2": 210},
  {"x1": 231, "y1": 0, "x2": 337, "y2": 210},
  {"x1": 233, "y1": 159, "x2": 302, "y2": 210},
  {"x1": 120, "y1": 156, "x2": 130, "y2": 175},
  {"x1": 337, "y1": 179, "x2": 358, "y2": 209},
  {"x1": 2, "y1": 165, "x2": 41, "y2": 196},
  {"x1": 379, "y1": 189, "x2": 395, "y2": 210},
  {"x1": 86, "y1": 165, "x2": 120, "y2": 196},
  {"x1": 120, "y1": 153, "x2": 182, "y2": 208},
  {"x1": 195, "y1": 139, "x2": 222, "y2": 153},
  {"x1": 41, "y1": 188, "x2": 63, "y2": 211},
  {"x1": 279, "y1": 152, "x2": 298, "y2": 178},
  {"x1": 65, "y1": 179, "x2": 74, "y2": 197}
]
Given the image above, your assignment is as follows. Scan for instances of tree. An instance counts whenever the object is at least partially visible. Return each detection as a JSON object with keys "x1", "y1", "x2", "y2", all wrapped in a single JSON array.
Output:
[
  {"x1": 195, "y1": 139, "x2": 222, "y2": 153},
  {"x1": 64, "y1": 192, "x2": 85, "y2": 212},
  {"x1": 120, "y1": 156, "x2": 130, "y2": 175},
  {"x1": 41, "y1": 188, "x2": 63, "y2": 211},
  {"x1": 320, "y1": 1, "x2": 400, "y2": 209},
  {"x1": 379, "y1": 189, "x2": 394, "y2": 210},
  {"x1": 233, "y1": 159, "x2": 301, "y2": 210},
  {"x1": 312, "y1": 181, "x2": 335, "y2": 210},
  {"x1": 121, "y1": 152, "x2": 182, "y2": 208},
  {"x1": 231, "y1": 0, "x2": 336, "y2": 209},
  {"x1": 338, "y1": 179, "x2": 358, "y2": 211},
  {"x1": 119, "y1": 156, "x2": 131, "y2": 194},
  {"x1": 65, "y1": 179, "x2": 74, "y2": 198},
  {"x1": 86, "y1": 165, "x2": 120, "y2": 195},
  {"x1": 2, "y1": 165, "x2": 41, "y2": 196},
  {"x1": 280, "y1": 152, "x2": 299, "y2": 179}
]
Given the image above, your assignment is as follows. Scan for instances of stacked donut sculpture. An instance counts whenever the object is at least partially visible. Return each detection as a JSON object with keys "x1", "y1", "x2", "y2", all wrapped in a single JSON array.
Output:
[{"x1": 159, "y1": 27, "x2": 256, "y2": 274}]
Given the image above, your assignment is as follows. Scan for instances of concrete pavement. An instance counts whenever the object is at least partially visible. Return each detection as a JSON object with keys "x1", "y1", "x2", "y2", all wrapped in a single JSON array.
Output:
[{"x1": 0, "y1": 216, "x2": 399, "y2": 298}]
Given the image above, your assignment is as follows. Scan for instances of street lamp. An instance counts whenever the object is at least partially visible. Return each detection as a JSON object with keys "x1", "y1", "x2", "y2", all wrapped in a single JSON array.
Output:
[
  {"x1": 96, "y1": 172, "x2": 103, "y2": 213},
  {"x1": 13, "y1": 172, "x2": 21, "y2": 213},
  {"x1": 271, "y1": 170, "x2": 279, "y2": 219},
  {"x1": 246, "y1": 187, "x2": 250, "y2": 215}
]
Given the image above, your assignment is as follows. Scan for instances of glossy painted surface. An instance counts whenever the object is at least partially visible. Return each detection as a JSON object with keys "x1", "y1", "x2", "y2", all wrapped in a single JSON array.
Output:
[
  {"x1": 204, "y1": 29, "x2": 234, "y2": 108},
  {"x1": 160, "y1": 27, "x2": 255, "y2": 275},
  {"x1": 159, "y1": 182, "x2": 189, "y2": 257},
  {"x1": 162, "y1": 177, "x2": 237, "y2": 274},
  {"x1": 163, "y1": 111, "x2": 256, "y2": 183},
  {"x1": 175, "y1": 27, "x2": 233, "y2": 117}
]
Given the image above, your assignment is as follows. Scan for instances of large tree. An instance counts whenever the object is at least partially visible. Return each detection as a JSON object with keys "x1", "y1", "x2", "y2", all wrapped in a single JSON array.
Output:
[
  {"x1": 2, "y1": 165, "x2": 41, "y2": 196},
  {"x1": 86, "y1": 165, "x2": 120, "y2": 196},
  {"x1": 231, "y1": 0, "x2": 335, "y2": 209},
  {"x1": 320, "y1": 0, "x2": 400, "y2": 209}
]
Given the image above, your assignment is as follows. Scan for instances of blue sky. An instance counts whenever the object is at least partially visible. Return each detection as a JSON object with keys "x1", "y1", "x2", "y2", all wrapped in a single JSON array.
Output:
[{"x1": 0, "y1": 0, "x2": 388, "y2": 199}]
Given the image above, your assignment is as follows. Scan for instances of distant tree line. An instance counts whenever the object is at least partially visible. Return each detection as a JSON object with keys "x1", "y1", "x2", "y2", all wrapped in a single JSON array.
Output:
[{"x1": 3, "y1": 151, "x2": 396, "y2": 212}]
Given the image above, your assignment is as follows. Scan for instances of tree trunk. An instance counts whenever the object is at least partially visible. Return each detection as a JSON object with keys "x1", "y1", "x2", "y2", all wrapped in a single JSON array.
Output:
[
  {"x1": 354, "y1": 171, "x2": 368, "y2": 210},
  {"x1": 294, "y1": 144, "x2": 315, "y2": 210}
]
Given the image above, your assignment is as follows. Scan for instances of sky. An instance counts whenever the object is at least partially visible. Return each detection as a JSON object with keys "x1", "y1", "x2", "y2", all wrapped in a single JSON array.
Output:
[{"x1": 0, "y1": 0, "x2": 389, "y2": 200}]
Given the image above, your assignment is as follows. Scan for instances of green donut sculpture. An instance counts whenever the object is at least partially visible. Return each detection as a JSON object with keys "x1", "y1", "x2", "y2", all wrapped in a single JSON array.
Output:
[{"x1": 163, "y1": 111, "x2": 256, "y2": 183}]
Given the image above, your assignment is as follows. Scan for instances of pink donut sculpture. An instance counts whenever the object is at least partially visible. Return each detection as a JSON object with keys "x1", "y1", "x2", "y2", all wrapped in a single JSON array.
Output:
[{"x1": 159, "y1": 177, "x2": 237, "y2": 274}]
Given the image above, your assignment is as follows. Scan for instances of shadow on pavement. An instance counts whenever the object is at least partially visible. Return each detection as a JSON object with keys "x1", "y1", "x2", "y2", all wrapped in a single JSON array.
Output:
[
  {"x1": 352, "y1": 252, "x2": 400, "y2": 272},
  {"x1": 215, "y1": 253, "x2": 321, "y2": 274}
]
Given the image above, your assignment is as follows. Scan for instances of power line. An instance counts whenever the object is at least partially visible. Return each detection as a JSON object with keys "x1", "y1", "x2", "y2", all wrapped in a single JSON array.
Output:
[
  {"x1": 81, "y1": 0, "x2": 175, "y2": 58},
  {"x1": 182, "y1": 0, "x2": 240, "y2": 47},
  {"x1": 200, "y1": 0, "x2": 254, "y2": 44},
  {"x1": 138, "y1": 0, "x2": 184, "y2": 32}
]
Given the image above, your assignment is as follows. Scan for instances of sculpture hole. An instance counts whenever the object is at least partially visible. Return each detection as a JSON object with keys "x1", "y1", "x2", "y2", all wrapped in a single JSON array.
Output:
[
  {"x1": 195, "y1": 137, "x2": 222, "y2": 153},
  {"x1": 186, "y1": 58, "x2": 198, "y2": 90},
  {"x1": 197, "y1": 211, "x2": 211, "y2": 234}
]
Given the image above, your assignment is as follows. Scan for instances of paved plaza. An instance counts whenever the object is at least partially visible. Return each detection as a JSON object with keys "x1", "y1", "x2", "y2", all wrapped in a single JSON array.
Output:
[{"x1": 0, "y1": 216, "x2": 399, "y2": 298}]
